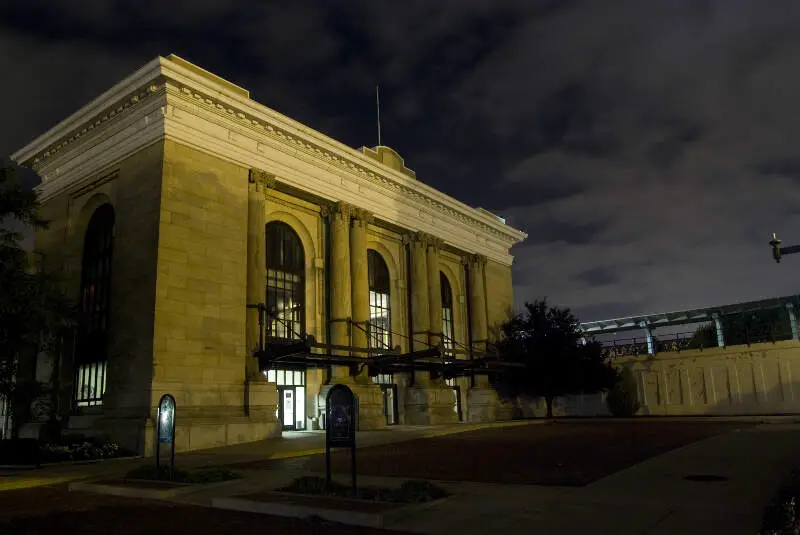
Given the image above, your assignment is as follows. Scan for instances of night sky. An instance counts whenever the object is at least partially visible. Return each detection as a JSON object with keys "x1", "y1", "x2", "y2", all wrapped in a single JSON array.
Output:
[{"x1": 2, "y1": 0, "x2": 800, "y2": 322}]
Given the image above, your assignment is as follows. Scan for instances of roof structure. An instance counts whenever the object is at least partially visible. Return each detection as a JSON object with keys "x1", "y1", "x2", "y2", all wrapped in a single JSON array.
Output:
[
  {"x1": 11, "y1": 54, "x2": 526, "y2": 266},
  {"x1": 579, "y1": 294, "x2": 800, "y2": 335}
]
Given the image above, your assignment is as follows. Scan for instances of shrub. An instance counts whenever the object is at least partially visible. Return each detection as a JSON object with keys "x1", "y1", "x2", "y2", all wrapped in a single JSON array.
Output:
[
  {"x1": 761, "y1": 469, "x2": 800, "y2": 534},
  {"x1": 606, "y1": 367, "x2": 640, "y2": 417}
]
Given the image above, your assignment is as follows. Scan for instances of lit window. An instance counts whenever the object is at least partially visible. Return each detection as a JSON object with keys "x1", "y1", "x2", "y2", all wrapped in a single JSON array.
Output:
[
  {"x1": 266, "y1": 222, "x2": 305, "y2": 341},
  {"x1": 74, "y1": 204, "x2": 114, "y2": 407}
]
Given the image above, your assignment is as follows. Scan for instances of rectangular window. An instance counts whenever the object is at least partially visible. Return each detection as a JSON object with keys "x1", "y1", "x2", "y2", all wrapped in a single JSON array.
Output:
[
  {"x1": 368, "y1": 290, "x2": 392, "y2": 352},
  {"x1": 74, "y1": 361, "x2": 107, "y2": 407},
  {"x1": 267, "y1": 269, "x2": 303, "y2": 340},
  {"x1": 372, "y1": 373, "x2": 394, "y2": 385}
]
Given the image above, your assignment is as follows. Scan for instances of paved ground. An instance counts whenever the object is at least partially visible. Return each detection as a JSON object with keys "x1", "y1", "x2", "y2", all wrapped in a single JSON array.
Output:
[
  {"x1": 255, "y1": 420, "x2": 754, "y2": 485},
  {"x1": 0, "y1": 486, "x2": 402, "y2": 535},
  {"x1": 1, "y1": 418, "x2": 798, "y2": 535}
]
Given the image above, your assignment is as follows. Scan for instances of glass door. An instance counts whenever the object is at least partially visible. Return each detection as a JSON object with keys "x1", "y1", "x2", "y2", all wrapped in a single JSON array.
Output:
[{"x1": 281, "y1": 388, "x2": 295, "y2": 430}]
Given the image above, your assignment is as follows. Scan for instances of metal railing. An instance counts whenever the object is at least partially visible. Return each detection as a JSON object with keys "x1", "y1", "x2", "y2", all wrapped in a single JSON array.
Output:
[{"x1": 600, "y1": 325, "x2": 797, "y2": 358}]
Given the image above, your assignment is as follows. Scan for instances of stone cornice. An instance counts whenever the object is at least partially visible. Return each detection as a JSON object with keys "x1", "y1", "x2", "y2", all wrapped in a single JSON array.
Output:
[{"x1": 11, "y1": 54, "x2": 526, "y2": 265}]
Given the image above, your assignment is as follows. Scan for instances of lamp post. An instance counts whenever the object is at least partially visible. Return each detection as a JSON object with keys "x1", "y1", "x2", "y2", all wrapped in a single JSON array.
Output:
[{"x1": 769, "y1": 233, "x2": 800, "y2": 263}]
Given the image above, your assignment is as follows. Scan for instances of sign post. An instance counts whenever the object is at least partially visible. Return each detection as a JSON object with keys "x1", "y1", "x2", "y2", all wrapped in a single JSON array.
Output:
[
  {"x1": 325, "y1": 384, "x2": 356, "y2": 492},
  {"x1": 155, "y1": 393, "x2": 176, "y2": 481}
]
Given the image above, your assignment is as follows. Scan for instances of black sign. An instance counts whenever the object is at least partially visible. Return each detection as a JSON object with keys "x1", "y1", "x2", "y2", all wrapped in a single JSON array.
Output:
[
  {"x1": 155, "y1": 393, "x2": 176, "y2": 480},
  {"x1": 327, "y1": 385, "x2": 355, "y2": 447},
  {"x1": 325, "y1": 384, "x2": 357, "y2": 491}
]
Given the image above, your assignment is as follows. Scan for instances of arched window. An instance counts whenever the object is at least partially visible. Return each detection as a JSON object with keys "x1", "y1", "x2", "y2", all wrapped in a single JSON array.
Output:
[
  {"x1": 265, "y1": 221, "x2": 305, "y2": 340},
  {"x1": 74, "y1": 204, "x2": 115, "y2": 407},
  {"x1": 367, "y1": 250, "x2": 392, "y2": 353},
  {"x1": 441, "y1": 272, "x2": 455, "y2": 358}
]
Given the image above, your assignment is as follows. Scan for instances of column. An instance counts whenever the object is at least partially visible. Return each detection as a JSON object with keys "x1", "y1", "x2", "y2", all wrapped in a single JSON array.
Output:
[
  {"x1": 786, "y1": 304, "x2": 799, "y2": 341},
  {"x1": 640, "y1": 321, "x2": 654, "y2": 355},
  {"x1": 467, "y1": 254, "x2": 488, "y2": 354},
  {"x1": 245, "y1": 169, "x2": 273, "y2": 379},
  {"x1": 329, "y1": 202, "x2": 353, "y2": 376},
  {"x1": 713, "y1": 313, "x2": 726, "y2": 347},
  {"x1": 350, "y1": 209, "x2": 372, "y2": 373},
  {"x1": 408, "y1": 232, "x2": 430, "y2": 351},
  {"x1": 427, "y1": 237, "x2": 443, "y2": 350}
]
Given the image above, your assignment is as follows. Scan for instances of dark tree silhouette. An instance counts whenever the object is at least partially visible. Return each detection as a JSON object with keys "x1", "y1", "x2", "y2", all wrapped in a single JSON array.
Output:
[
  {"x1": 494, "y1": 299, "x2": 618, "y2": 419},
  {"x1": 0, "y1": 160, "x2": 73, "y2": 437}
]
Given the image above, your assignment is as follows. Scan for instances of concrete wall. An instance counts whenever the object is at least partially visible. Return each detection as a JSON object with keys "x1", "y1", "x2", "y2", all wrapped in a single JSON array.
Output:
[{"x1": 513, "y1": 340, "x2": 800, "y2": 418}]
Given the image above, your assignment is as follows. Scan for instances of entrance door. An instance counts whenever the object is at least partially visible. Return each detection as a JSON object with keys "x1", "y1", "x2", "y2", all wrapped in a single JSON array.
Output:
[
  {"x1": 280, "y1": 388, "x2": 295, "y2": 430},
  {"x1": 452, "y1": 386, "x2": 463, "y2": 422},
  {"x1": 382, "y1": 385, "x2": 398, "y2": 425}
]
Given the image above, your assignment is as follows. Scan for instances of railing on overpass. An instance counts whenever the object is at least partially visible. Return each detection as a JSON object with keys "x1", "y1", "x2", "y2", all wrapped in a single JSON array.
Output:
[{"x1": 582, "y1": 294, "x2": 800, "y2": 357}]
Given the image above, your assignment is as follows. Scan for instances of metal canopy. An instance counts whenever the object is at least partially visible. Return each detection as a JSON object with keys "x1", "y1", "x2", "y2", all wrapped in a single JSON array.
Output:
[
  {"x1": 580, "y1": 294, "x2": 800, "y2": 335},
  {"x1": 255, "y1": 334, "x2": 521, "y2": 377}
]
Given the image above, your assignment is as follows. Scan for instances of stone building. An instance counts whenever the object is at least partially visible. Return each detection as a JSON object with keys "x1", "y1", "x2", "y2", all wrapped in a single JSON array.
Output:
[{"x1": 10, "y1": 55, "x2": 526, "y2": 454}]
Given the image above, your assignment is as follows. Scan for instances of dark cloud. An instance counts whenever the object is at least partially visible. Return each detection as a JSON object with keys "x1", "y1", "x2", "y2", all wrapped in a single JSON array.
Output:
[{"x1": 3, "y1": 0, "x2": 800, "y2": 322}]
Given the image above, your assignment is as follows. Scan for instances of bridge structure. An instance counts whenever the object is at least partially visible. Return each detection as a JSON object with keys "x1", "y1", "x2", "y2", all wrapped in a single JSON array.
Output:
[{"x1": 579, "y1": 294, "x2": 800, "y2": 359}]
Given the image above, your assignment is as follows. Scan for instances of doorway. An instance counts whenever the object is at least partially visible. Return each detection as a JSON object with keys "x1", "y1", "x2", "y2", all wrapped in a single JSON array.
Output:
[
  {"x1": 446, "y1": 378, "x2": 463, "y2": 422},
  {"x1": 372, "y1": 373, "x2": 397, "y2": 425},
  {"x1": 266, "y1": 367, "x2": 306, "y2": 431},
  {"x1": 381, "y1": 384, "x2": 398, "y2": 425}
]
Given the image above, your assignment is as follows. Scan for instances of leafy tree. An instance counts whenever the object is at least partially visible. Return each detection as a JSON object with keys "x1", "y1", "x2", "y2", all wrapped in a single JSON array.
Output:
[
  {"x1": 0, "y1": 160, "x2": 74, "y2": 438},
  {"x1": 606, "y1": 366, "x2": 640, "y2": 417},
  {"x1": 494, "y1": 299, "x2": 618, "y2": 419}
]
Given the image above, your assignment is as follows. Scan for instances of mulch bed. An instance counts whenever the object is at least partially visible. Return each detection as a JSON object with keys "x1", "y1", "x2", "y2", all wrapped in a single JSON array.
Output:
[
  {"x1": 0, "y1": 486, "x2": 405, "y2": 535},
  {"x1": 243, "y1": 420, "x2": 754, "y2": 486}
]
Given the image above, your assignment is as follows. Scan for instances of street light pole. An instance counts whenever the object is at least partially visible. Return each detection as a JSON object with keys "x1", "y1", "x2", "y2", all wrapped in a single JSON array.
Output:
[{"x1": 769, "y1": 233, "x2": 800, "y2": 263}]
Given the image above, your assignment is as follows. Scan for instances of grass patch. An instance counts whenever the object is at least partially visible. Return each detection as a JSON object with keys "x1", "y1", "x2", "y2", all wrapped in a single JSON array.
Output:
[
  {"x1": 278, "y1": 476, "x2": 448, "y2": 503},
  {"x1": 124, "y1": 465, "x2": 240, "y2": 484}
]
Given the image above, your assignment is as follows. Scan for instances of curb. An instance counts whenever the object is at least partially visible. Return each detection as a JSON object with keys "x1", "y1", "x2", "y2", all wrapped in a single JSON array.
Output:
[
  {"x1": 211, "y1": 492, "x2": 451, "y2": 529},
  {"x1": 69, "y1": 477, "x2": 241, "y2": 500}
]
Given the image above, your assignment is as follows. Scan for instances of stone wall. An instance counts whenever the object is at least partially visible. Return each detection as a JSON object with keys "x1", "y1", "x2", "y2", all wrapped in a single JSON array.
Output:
[
  {"x1": 513, "y1": 340, "x2": 800, "y2": 418},
  {"x1": 146, "y1": 140, "x2": 280, "y2": 453},
  {"x1": 33, "y1": 142, "x2": 164, "y2": 449}
]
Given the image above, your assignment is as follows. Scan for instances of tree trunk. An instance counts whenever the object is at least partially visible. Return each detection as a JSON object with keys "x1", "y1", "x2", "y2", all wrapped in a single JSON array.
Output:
[{"x1": 545, "y1": 395, "x2": 554, "y2": 419}]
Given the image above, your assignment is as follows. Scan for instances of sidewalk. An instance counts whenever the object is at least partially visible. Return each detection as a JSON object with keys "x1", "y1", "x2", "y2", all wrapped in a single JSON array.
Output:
[
  {"x1": 133, "y1": 422, "x2": 800, "y2": 534},
  {"x1": 387, "y1": 423, "x2": 800, "y2": 534},
  {"x1": 0, "y1": 420, "x2": 533, "y2": 490}
]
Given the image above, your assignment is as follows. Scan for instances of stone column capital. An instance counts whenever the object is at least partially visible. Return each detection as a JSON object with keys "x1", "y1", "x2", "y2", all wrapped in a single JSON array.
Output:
[
  {"x1": 330, "y1": 201, "x2": 356, "y2": 223},
  {"x1": 351, "y1": 208, "x2": 373, "y2": 229},
  {"x1": 248, "y1": 168, "x2": 277, "y2": 191},
  {"x1": 467, "y1": 253, "x2": 487, "y2": 268},
  {"x1": 426, "y1": 236, "x2": 444, "y2": 252}
]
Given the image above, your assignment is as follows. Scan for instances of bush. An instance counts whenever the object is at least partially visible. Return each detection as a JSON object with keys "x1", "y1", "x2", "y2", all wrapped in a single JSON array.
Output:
[
  {"x1": 39, "y1": 435, "x2": 131, "y2": 463},
  {"x1": 606, "y1": 367, "x2": 640, "y2": 417},
  {"x1": 761, "y1": 469, "x2": 800, "y2": 534},
  {"x1": 278, "y1": 476, "x2": 448, "y2": 503},
  {"x1": 124, "y1": 464, "x2": 239, "y2": 484}
]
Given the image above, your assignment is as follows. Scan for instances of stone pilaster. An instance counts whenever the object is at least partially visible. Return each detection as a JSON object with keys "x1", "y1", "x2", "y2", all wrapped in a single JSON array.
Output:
[
  {"x1": 350, "y1": 208, "x2": 372, "y2": 379},
  {"x1": 329, "y1": 202, "x2": 353, "y2": 376},
  {"x1": 427, "y1": 236, "x2": 443, "y2": 350},
  {"x1": 244, "y1": 169, "x2": 280, "y2": 421},
  {"x1": 467, "y1": 253, "x2": 488, "y2": 354},
  {"x1": 246, "y1": 169, "x2": 273, "y2": 379},
  {"x1": 466, "y1": 252, "x2": 496, "y2": 419},
  {"x1": 408, "y1": 232, "x2": 430, "y2": 351},
  {"x1": 403, "y1": 232, "x2": 458, "y2": 425}
]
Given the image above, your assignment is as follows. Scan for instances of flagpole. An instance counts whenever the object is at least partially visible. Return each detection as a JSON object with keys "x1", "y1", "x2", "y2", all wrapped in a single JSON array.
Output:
[{"x1": 376, "y1": 85, "x2": 382, "y2": 146}]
